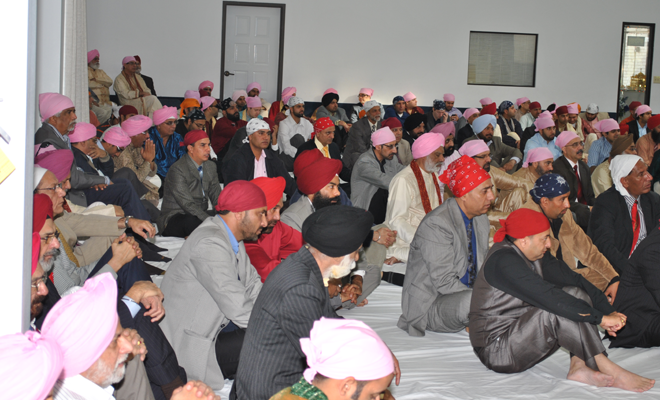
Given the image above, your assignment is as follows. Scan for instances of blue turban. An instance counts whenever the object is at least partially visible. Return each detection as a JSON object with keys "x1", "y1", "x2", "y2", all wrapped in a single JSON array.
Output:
[
  {"x1": 530, "y1": 173, "x2": 570, "y2": 204},
  {"x1": 472, "y1": 115, "x2": 496, "y2": 134},
  {"x1": 498, "y1": 100, "x2": 514, "y2": 113},
  {"x1": 393, "y1": 96, "x2": 404, "y2": 105},
  {"x1": 433, "y1": 99, "x2": 445, "y2": 110}
]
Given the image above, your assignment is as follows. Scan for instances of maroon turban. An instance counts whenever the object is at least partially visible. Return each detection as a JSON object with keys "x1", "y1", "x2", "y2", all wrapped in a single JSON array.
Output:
[
  {"x1": 529, "y1": 101, "x2": 541, "y2": 110},
  {"x1": 35, "y1": 149, "x2": 73, "y2": 182},
  {"x1": 381, "y1": 117, "x2": 402, "y2": 130},
  {"x1": 480, "y1": 102, "x2": 496, "y2": 116},
  {"x1": 251, "y1": 177, "x2": 286, "y2": 209},
  {"x1": 494, "y1": 208, "x2": 550, "y2": 243},
  {"x1": 294, "y1": 149, "x2": 343, "y2": 195},
  {"x1": 33, "y1": 194, "x2": 53, "y2": 233},
  {"x1": 119, "y1": 105, "x2": 139, "y2": 117},
  {"x1": 555, "y1": 106, "x2": 568, "y2": 116},
  {"x1": 215, "y1": 180, "x2": 267, "y2": 212},
  {"x1": 32, "y1": 232, "x2": 40, "y2": 275},
  {"x1": 183, "y1": 130, "x2": 209, "y2": 147}
]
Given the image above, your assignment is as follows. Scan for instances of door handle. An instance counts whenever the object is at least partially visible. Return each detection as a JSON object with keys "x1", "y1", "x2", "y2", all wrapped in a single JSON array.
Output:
[{"x1": 224, "y1": 71, "x2": 234, "y2": 77}]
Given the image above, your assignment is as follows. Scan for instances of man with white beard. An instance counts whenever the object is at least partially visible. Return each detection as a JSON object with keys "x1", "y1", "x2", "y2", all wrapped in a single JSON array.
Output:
[
  {"x1": 87, "y1": 49, "x2": 114, "y2": 124},
  {"x1": 233, "y1": 206, "x2": 376, "y2": 400}
]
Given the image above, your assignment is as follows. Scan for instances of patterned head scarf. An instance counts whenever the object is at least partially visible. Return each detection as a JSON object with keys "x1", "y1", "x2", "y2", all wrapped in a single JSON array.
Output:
[
  {"x1": 498, "y1": 100, "x2": 514, "y2": 114},
  {"x1": 392, "y1": 96, "x2": 405, "y2": 105},
  {"x1": 439, "y1": 155, "x2": 491, "y2": 198},
  {"x1": 433, "y1": 99, "x2": 446, "y2": 111},
  {"x1": 220, "y1": 97, "x2": 233, "y2": 111},
  {"x1": 529, "y1": 173, "x2": 570, "y2": 204},
  {"x1": 185, "y1": 109, "x2": 206, "y2": 122}
]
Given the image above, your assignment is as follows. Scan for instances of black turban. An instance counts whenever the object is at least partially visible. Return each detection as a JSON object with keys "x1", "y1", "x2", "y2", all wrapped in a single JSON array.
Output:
[
  {"x1": 220, "y1": 97, "x2": 233, "y2": 111},
  {"x1": 322, "y1": 93, "x2": 340, "y2": 107},
  {"x1": 302, "y1": 205, "x2": 373, "y2": 257},
  {"x1": 404, "y1": 113, "x2": 426, "y2": 132},
  {"x1": 186, "y1": 109, "x2": 206, "y2": 122}
]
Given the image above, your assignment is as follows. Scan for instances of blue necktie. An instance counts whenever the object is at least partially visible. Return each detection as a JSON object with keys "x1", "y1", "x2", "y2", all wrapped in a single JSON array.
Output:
[
  {"x1": 197, "y1": 166, "x2": 204, "y2": 196},
  {"x1": 466, "y1": 220, "x2": 476, "y2": 288}
]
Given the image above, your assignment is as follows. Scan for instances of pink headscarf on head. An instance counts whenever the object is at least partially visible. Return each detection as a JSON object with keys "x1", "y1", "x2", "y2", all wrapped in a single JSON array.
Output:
[
  {"x1": 555, "y1": 131, "x2": 580, "y2": 149},
  {"x1": 282, "y1": 87, "x2": 297, "y2": 104},
  {"x1": 35, "y1": 149, "x2": 74, "y2": 182},
  {"x1": 246, "y1": 96, "x2": 262, "y2": 108},
  {"x1": 480, "y1": 97, "x2": 493, "y2": 106},
  {"x1": 443, "y1": 93, "x2": 455, "y2": 102},
  {"x1": 153, "y1": 106, "x2": 178, "y2": 126},
  {"x1": 430, "y1": 122, "x2": 455, "y2": 139},
  {"x1": 323, "y1": 88, "x2": 338, "y2": 96},
  {"x1": 121, "y1": 115, "x2": 153, "y2": 136},
  {"x1": 371, "y1": 127, "x2": 396, "y2": 146},
  {"x1": 567, "y1": 103, "x2": 579, "y2": 115},
  {"x1": 39, "y1": 93, "x2": 74, "y2": 123},
  {"x1": 412, "y1": 133, "x2": 445, "y2": 159},
  {"x1": 403, "y1": 92, "x2": 416, "y2": 102},
  {"x1": 232, "y1": 90, "x2": 248, "y2": 102},
  {"x1": 534, "y1": 117, "x2": 555, "y2": 131},
  {"x1": 595, "y1": 119, "x2": 620, "y2": 133},
  {"x1": 34, "y1": 142, "x2": 56, "y2": 158},
  {"x1": 300, "y1": 318, "x2": 394, "y2": 384},
  {"x1": 41, "y1": 273, "x2": 119, "y2": 379},
  {"x1": 247, "y1": 82, "x2": 262, "y2": 94},
  {"x1": 0, "y1": 331, "x2": 63, "y2": 400},
  {"x1": 200, "y1": 96, "x2": 216, "y2": 111},
  {"x1": 103, "y1": 126, "x2": 131, "y2": 147},
  {"x1": 463, "y1": 108, "x2": 479, "y2": 121},
  {"x1": 122, "y1": 56, "x2": 136, "y2": 66},
  {"x1": 538, "y1": 111, "x2": 552, "y2": 120},
  {"x1": 198, "y1": 80, "x2": 214, "y2": 91},
  {"x1": 184, "y1": 90, "x2": 201, "y2": 101},
  {"x1": 459, "y1": 140, "x2": 490, "y2": 157},
  {"x1": 87, "y1": 49, "x2": 99, "y2": 64},
  {"x1": 68, "y1": 122, "x2": 97, "y2": 143},
  {"x1": 516, "y1": 97, "x2": 530, "y2": 107},
  {"x1": 523, "y1": 147, "x2": 554, "y2": 168},
  {"x1": 359, "y1": 88, "x2": 374, "y2": 97},
  {"x1": 636, "y1": 105, "x2": 652, "y2": 116}
]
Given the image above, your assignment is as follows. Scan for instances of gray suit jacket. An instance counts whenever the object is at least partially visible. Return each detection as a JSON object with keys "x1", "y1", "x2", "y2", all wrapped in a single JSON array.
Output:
[
  {"x1": 464, "y1": 135, "x2": 522, "y2": 170},
  {"x1": 350, "y1": 149, "x2": 404, "y2": 210},
  {"x1": 279, "y1": 195, "x2": 313, "y2": 232},
  {"x1": 35, "y1": 123, "x2": 105, "y2": 206},
  {"x1": 343, "y1": 117, "x2": 382, "y2": 170},
  {"x1": 160, "y1": 216, "x2": 262, "y2": 390},
  {"x1": 398, "y1": 198, "x2": 489, "y2": 337},
  {"x1": 315, "y1": 105, "x2": 350, "y2": 124},
  {"x1": 159, "y1": 154, "x2": 222, "y2": 230}
]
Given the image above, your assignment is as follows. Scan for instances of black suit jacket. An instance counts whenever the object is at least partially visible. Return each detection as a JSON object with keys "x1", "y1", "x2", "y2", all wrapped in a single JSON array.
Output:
[
  {"x1": 295, "y1": 140, "x2": 351, "y2": 182},
  {"x1": 610, "y1": 227, "x2": 660, "y2": 348},
  {"x1": 626, "y1": 120, "x2": 643, "y2": 143},
  {"x1": 496, "y1": 116, "x2": 522, "y2": 148},
  {"x1": 455, "y1": 124, "x2": 475, "y2": 148},
  {"x1": 223, "y1": 143, "x2": 297, "y2": 198},
  {"x1": 140, "y1": 73, "x2": 157, "y2": 96},
  {"x1": 588, "y1": 186, "x2": 660, "y2": 276},
  {"x1": 520, "y1": 125, "x2": 537, "y2": 155},
  {"x1": 72, "y1": 146, "x2": 115, "y2": 178},
  {"x1": 553, "y1": 156, "x2": 595, "y2": 229}
]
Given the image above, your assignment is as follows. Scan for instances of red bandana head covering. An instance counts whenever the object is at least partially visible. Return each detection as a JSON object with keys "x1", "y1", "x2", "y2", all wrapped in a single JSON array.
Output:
[
  {"x1": 494, "y1": 208, "x2": 550, "y2": 243},
  {"x1": 35, "y1": 149, "x2": 73, "y2": 182},
  {"x1": 183, "y1": 130, "x2": 208, "y2": 147},
  {"x1": 381, "y1": 117, "x2": 402, "y2": 130},
  {"x1": 33, "y1": 194, "x2": 54, "y2": 233},
  {"x1": 215, "y1": 180, "x2": 267, "y2": 212},
  {"x1": 251, "y1": 177, "x2": 286, "y2": 209},
  {"x1": 314, "y1": 117, "x2": 334, "y2": 137},
  {"x1": 439, "y1": 155, "x2": 491, "y2": 198},
  {"x1": 294, "y1": 149, "x2": 343, "y2": 195},
  {"x1": 480, "y1": 102, "x2": 496, "y2": 116}
]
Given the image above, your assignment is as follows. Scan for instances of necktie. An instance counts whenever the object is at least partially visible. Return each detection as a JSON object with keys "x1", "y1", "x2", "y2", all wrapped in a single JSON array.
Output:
[
  {"x1": 466, "y1": 220, "x2": 476, "y2": 288},
  {"x1": 322, "y1": 146, "x2": 330, "y2": 158},
  {"x1": 371, "y1": 124, "x2": 376, "y2": 133},
  {"x1": 198, "y1": 166, "x2": 205, "y2": 196},
  {"x1": 573, "y1": 165, "x2": 586, "y2": 204},
  {"x1": 630, "y1": 200, "x2": 640, "y2": 256}
]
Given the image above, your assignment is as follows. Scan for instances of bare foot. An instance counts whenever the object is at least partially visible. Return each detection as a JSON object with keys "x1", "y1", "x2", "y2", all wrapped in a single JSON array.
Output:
[
  {"x1": 595, "y1": 354, "x2": 655, "y2": 392},
  {"x1": 567, "y1": 357, "x2": 613, "y2": 387}
]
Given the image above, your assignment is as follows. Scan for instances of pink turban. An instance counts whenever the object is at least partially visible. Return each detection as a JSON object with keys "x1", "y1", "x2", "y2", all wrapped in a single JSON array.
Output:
[
  {"x1": 232, "y1": 90, "x2": 248, "y2": 102},
  {"x1": 36, "y1": 149, "x2": 74, "y2": 182},
  {"x1": 480, "y1": 97, "x2": 493, "y2": 106},
  {"x1": 247, "y1": 96, "x2": 262, "y2": 108},
  {"x1": 34, "y1": 142, "x2": 56, "y2": 158},
  {"x1": 247, "y1": 82, "x2": 262, "y2": 93},
  {"x1": 153, "y1": 106, "x2": 178, "y2": 126},
  {"x1": 459, "y1": 140, "x2": 490, "y2": 157},
  {"x1": 555, "y1": 131, "x2": 580, "y2": 149},
  {"x1": 412, "y1": 133, "x2": 445, "y2": 159},
  {"x1": 538, "y1": 111, "x2": 552, "y2": 120},
  {"x1": 200, "y1": 96, "x2": 216, "y2": 111},
  {"x1": 636, "y1": 105, "x2": 652, "y2": 116},
  {"x1": 282, "y1": 87, "x2": 297, "y2": 104},
  {"x1": 0, "y1": 331, "x2": 63, "y2": 400},
  {"x1": 595, "y1": 119, "x2": 620, "y2": 133},
  {"x1": 359, "y1": 88, "x2": 374, "y2": 97},
  {"x1": 122, "y1": 56, "x2": 136, "y2": 65},
  {"x1": 184, "y1": 90, "x2": 201, "y2": 101},
  {"x1": 516, "y1": 97, "x2": 530, "y2": 107},
  {"x1": 323, "y1": 88, "x2": 338, "y2": 96},
  {"x1": 87, "y1": 49, "x2": 99, "y2": 64},
  {"x1": 371, "y1": 127, "x2": 396, "y2": 146},
  {"x1": 121, "y1": 115, "x2": 153, "y2": 136},
  {"x1": 567, "y1": 103, "x2": 579, "y2": 114},
  {"x1": 41, "y1": 273, "x2": 119, "y2": 378},
  {"x1": 68, "y1": 122, "x2": 96, "y2": 143},
  {"x1": 430, "y1": 122, "x2": 455, "y2": 139},
  {"x1": 403, "y1": 92, "x2": 416, "y2": 102},
  {"x1": 523, "y1": 147, "x2": 554, "y2": 168},
  {"x1": 463, "y1": 108, "x2": 480, "y2": 121},
  {"x1": 534, "y1": 117, "x2": 555, "y2": 131},
  {"x1": 103, "y1": 126, "x2": 131, "y2": 147},
  {"x1": 39, "y1": 93, "x2": 74, "y2": 123},
  {"x1": 443, "y1": 93, "x2": 455, "y2": 102},
  {"x1": 198, "y1": 80, "x2": 214, "y2": 91},
  {"x1": 300, "y1": 318, "x2": 394, "y2": 384}
]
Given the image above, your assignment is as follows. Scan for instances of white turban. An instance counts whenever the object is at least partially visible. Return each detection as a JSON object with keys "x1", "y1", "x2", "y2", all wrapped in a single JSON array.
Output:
[
  {"x1": 363, "y1": 100, "x2": 379, "y2": 112},
  {"x1": 33, "y1": 166, "x2": 48, "y2": 190},
  {"x1": 610, "y1": 154, "x2": 642, "y2": 197},
  {"x1": 246, "y1": 118, "x2": 270, "y2": 135},
  {"x1": 287, "y1": 96, "x2": 304, "y2": 108}
]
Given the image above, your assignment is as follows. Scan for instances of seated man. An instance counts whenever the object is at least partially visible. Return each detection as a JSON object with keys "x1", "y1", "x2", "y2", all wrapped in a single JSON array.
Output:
[
  {"x1": 635, "y1": 114, "x2": 660, "y2": 166},
  {"x1": 161, "y1": 181, "x2": 267, "y2": 390},
  {"x1": 177, "y1": 109, "x2": 207, "y2": 139},
  {"x1": 270, "y1": 318, "x2": 396, "y2": 400},
  {"x1": 277, "y1": 96, "x2": 314, "y2": 166},
  {"x1": 244, "y1": 96, "x2": 264, "y2": 122},
  {"x1": 134, "y1": 55, "x2": 157, "y2": 96},
  {"x1": 244, "y1": 177, "x2": 303, "y2": 282},
  {"x1": 523, "y1": 115, "x2": 562, "y2": 162},
  {"x1": 213, "y1": 98, "x2": 247, "y2": 160},
  {"x1": 160, "y1": 131, "x2": 222, "y2": 238},
  {"x1": 351, "y1": 127, "x2": 404, "y2": 224},
  {"x1": 201, "y1": 96, "x2": 219, "y2": 133},
  {"x1": 316, "y1": 91, "x2": 352, "y2": 148},
  {"x1": 514, "y1": 97, "x2": 530, "y2": 123},
  {"x1": 198, "y1": 80, "x2": 214, "y2": 98},
  {"x1": 233, "y1": 206, "x2": 375, "y2": 400},
  {"x1": 494, "y1": 147, "x2": 554, "y2": 213},
  {"x1": 223, "y1": 118, "x2": 296, "y2": 198},
  {"x1": 589, "y1": 155, "x2": 660, "y2": 276},
  {"x1": 383, "y1": 117, "x2": 412, "y2": 166},
  {"x1": 116, "y1": 115, "x2": 160, "y2": 204},
  {"x1": 552, "y1": 131, "x2": 594, "y2": 230},
  {"x1": 149, "y1": 106, "x2": 186, "y2": 180},
  {"x1": 383, "y1": 95, "x2": 409, "y2": 126},
  {"x1": 401, "y1": 113, "x2": 425, "y2": 147},
  {"x1": 233, "y1": 90, "x2": 248, "y2": 118},
  {"x1": 386, "y1": 133, "x2": 445, "y2": 263},
  {"x1": 627, "y1": 104, "x2": 652, "y2": 142},
  {"x1": 424, "y1": 99, "x2": 448, "y2": 133},
  {"x1": 295, "y1": 117, "x2": 351, "y2": 182},
  {"x1": 433, "y1": 122, "x2": 461, "y2": 188},
  {"x1": 403, "y1": 92, "x2": 424, "y2": 115},
  {"x1": 496, "y1": 100, "x2": 523, "y2": 146},
  {"x1": 469, "y1": 208, "x2": 654, "y2": 392},
  {"x1": 87, "y1": 49, "x2": 113, "y2": 124},
  {"x1": 464, "y1": 115, "x2": 522, "y2": 173},
  {"x1": 113, "y1": 56, "x2": 162, "y2": 117},
  {"x1": 521, "y1": 174, "x2": 620, "y2": 294},
  {"x1": 399, "y1": 155, "x2": 493, "y2": 335},
  {"x1": 442, "y1": 93, "x2": 462, "y2": 123},
  {"x1": 343, "y1": 100, "x2": 382, "y2": 169},
  {"x1": 520, "y1": 101, "x2": 542, "y2": 132},
  {"x1": 587, "y1": 119, "x2": 621, "y2": 171},
  {"x1": 455, "y1": 108, "x2": 481, "y2": 147},
  {"x1": 349, "y1": 87, "x2": 385, "y2": 123},
  {"x1": 592, "y1": 135, "x2": 637, "y2": 197},
  {"x1": 245, "y1": 81, "x2": 270, "y2": 118},
  {"x1": 268, "y1": 86, "x2": 296, "y2": 120}
]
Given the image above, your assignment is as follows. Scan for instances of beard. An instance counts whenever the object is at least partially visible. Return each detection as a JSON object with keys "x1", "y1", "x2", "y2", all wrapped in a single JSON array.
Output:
[
  {"x1": 424, "y1": 157, "x2": 442, "y2": 174},
  {"x1": 534, "y1": 164, "x2": 550, "y2": 176},
  {"x1": 90, "y1": 353, "x2": 128, "y2": 388},
  {"x1": 135, "y1": 67, "x2": 142, "y2": 74},
  {"x1": 90, "y1": 62, "x2": 100, "y2": 70},
  {"x1": 482, "y1": 162, "x2": 491, "y2": 172},
  {"x1": 444, "y1": 146, "x2": 455, "y2": 157},
  {"x1": 325, "y1": 254, "x2": 356, "y2": 280},
  {"x1": 311, "y1": 192, "x2": 340, "y2": 210},
  {"x1": 293, "y1": 109, "x2": 305, "y2": 118},
  {"x1": 226, "y1": 110, "x2": 240, "y2": 122},
  {"x1": 241, "y1": 215, "x2": 263, "y2": 242}
]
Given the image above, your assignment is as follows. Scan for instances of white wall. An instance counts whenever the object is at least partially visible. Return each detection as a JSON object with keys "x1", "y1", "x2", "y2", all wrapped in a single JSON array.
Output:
[{"x1": 88, "y1": 0, "x2": 660, "y2": 112}]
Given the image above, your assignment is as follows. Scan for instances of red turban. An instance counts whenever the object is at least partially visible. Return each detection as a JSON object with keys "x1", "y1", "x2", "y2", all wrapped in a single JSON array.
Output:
[
  {"x1": 314, "y1": 117, "x2": 334, "y2": 137},
  {"x1": 119, "y1": 105, "x2": 138, "y2": 117},
  {"x1": 251, "y1": 177, "x2": 286, "y2": 209},
  {"x1": 32, "y1": 232, "x2": 41, "y2": 275},
  {"x1": 480, "y1": 102, "x2": 496, "y2": 116},
  {"x1": 215, "y1": 180, "x2": 267, "y2": 212},
  {"x1": 35, "y1": 149, "x2": 73, "y2": 182},
  {"x1": 183, "y1": 130, "x2": 208, "y2": 147},
  {"x1": 629, "y1": 101, "x2": 642, "y2": 112},
  {"x1": 555, "y1": 106, "x2": 568, "y2": 116},
  {"x1": 381, "y1": 117, "x2": 402, "y2": 130},
  {"x1": 494, "y1": 208, "x2": 550, "y2": 243},
  {"x1": 33, "y1": 194, "x2": 53, "y2": 233},
  {"x1": 529, "y1": 101, "x2": 541, "y2": 110},
  {"x1": 647, "y1": 114, "x2": 660, "y2": 132},
  {"x1": 134, "y1": 55, "x2": 142, "y2": 64},
  {"x1": 439, "y1": 155, "x2": 491, "y2": 198},
  {"x1": 294, "y1": 149, "x2": 343, "y2": 195},
  {"x1": 619, "y1": 123, "x2": 630, "y2": 135}
]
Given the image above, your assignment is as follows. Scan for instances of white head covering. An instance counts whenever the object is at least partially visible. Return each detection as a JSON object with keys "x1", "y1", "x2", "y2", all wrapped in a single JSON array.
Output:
[
  {"x1": 363, "y1": 100, "x2": 379, "y2": 112},
  {"x1": 33, "y1": 166, "x2": 48, "y2": 190},
  {"x1": 287, "y1": 96, "x2": 304, "y2": 107},
  {"x1": 246, "y1": 119, "x2": 270, "y2": 135},
  {"x1": 610, "y1": 154, "x2": 642, "y2": 197}
]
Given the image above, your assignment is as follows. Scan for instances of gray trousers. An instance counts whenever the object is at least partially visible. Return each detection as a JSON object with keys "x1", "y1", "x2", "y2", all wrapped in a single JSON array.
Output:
[
  {"x1": 477, "y1": 286, "x2": 606, "y2": 374},
  {"x1": 342, "y1": 224, "x2": 388, "y2": 309},
  {"x1": 114, "y1": 357, "x2": 156, "y2": 400},
  {"x1": 427, "y1": 290, "x2": 472, "y2": 333}
]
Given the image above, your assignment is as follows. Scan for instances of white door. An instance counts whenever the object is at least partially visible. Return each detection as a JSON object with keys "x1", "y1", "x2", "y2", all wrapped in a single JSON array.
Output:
[{"x1": 223, "y1": 5, "x2": 281, "y2": 103}]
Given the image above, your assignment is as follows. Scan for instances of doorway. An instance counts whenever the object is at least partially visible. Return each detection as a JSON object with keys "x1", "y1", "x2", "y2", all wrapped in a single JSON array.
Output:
[
  {"x1": 616, "y1": 23, "x2": 655, "y2": 121},
  {"x1": 220, "y1": 2, "x2": 285, "y2": 103}
]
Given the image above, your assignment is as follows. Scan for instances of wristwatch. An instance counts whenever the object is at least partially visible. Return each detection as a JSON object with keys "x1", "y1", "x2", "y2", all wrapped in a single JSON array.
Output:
[{"x1": 124, "y1": 215, "x2": 133, "y2": 227}]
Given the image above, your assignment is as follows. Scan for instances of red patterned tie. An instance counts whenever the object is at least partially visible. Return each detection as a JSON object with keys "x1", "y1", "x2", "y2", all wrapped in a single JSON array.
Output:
[
  {"x1": 573, "y1": 165, "x2": 586, "y2": 204},
  {"x1": 630, "y1": 201, "x2": 640, "y2": 256}
]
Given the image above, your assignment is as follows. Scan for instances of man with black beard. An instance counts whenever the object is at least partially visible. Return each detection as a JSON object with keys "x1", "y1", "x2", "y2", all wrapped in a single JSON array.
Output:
[
  {"x1": 213, "y1": 98, "x2": 247, "y2": 161},
  {"x1": 464, "y1": 115, "x2": 522, "y2": 173}
]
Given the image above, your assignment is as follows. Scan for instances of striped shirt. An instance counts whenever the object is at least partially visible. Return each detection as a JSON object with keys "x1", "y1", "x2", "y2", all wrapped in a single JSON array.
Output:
[
  {"x1": 587, "y1": 137, "x2": 612, "y2": 168},
  {"x1": 624, "y1": 195, "x2": 646, "y2": 255}
]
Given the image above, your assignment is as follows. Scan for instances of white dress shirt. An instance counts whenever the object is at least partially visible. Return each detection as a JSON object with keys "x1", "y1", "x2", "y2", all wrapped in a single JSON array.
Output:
[{"x1": 53, "y1": 374, "x2": 116, "y2": 400}]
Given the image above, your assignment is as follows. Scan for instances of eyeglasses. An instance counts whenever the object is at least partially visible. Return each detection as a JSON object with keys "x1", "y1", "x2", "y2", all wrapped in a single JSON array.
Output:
[
  {"x1": 568, "y1": 141, "x2": 585, "y2": 148},
  {"x1": 31, "y1": 274, "x2": 48, "y2": 289},
  {"x1": 41, "y1": 231, "x2": 60, "y2": 244},
  {"x1": 473, "y1": 154, "x2": 491, "y2": 159},
  {"x1": 35, "y1": 182, "x2": 65, "y2": 192},
  {"x1": 164, "y1": 121, "x2": 177, "y2": 126},
  {"x1": 115, "y1": 145, "x2": 125, "y2": 152}
]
